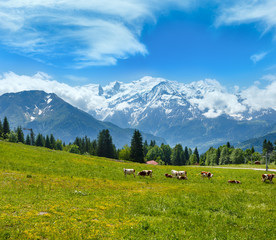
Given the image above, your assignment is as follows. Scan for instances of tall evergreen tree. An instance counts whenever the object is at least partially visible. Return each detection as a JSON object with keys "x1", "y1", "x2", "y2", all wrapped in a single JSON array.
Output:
[
  {"x1": 97, "y1": 129, "x2": 115, "y2": 158},
  {"x1": 25, "y1": 134, "x2": 31, "y2": 145},
  {"x1": 16, "y1": 126, "x2": 24, "y2": 143},
  {"x1": 194, "y1": 147, "x2": 200, "y2": 163},
  {"x1": 226, "y1": 142, "x2": 231, "y2": 148},
  {"x1": 3, "y1": 117, "x2": 10, "y2": 139},
  {"x1": 130, "y1": 130, "x2": 144, "y2": 163},
  {"x1": 35, "y1": 133, "x2": 44, "y2": 147},
  {"x1": 45, "y1": 135, "x2": 51, "y2": 149},
  {"x1": 183, "y1": 146, "x2": 189, "y2": 164},
  {"x1": 50, "y1": 134, "x2": 56, "y2": 149}
]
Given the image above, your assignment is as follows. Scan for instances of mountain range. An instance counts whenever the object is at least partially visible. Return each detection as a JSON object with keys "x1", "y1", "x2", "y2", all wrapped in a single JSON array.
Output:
[
  {"x1": 0, "y1": 76, "x2": 275, "y2": 152},
  {"x1": 0, "y1": 90, "x2": 164, "y2": 148},
  {"x1": 84, "y1": 77, "x2": 276, "y2": 151}
]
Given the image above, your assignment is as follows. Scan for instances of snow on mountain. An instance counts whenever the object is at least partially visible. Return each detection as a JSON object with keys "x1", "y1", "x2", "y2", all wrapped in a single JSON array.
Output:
[{"x1": 87, "y1": 76, "x2": 249, "y2": 126}]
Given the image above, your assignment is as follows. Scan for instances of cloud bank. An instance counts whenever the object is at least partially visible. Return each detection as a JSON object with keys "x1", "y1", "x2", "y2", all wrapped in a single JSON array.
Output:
[
  {"x1": 1, "y1": 72, "x2": 275, "y2": 119},
  {"x1": 0, "y1": 0, "x2": 192, "y2": 67}
]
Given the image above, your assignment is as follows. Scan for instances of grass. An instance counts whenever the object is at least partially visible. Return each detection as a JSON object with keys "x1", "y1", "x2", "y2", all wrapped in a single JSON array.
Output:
[{"x1": 0, "y1": 141, "x2": 275, "y2": 239}]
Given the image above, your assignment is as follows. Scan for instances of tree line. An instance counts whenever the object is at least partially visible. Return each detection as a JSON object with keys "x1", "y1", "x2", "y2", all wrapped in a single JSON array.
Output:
[{"x1": 0, "y1": 116, "x2": 275, "y2": 165}]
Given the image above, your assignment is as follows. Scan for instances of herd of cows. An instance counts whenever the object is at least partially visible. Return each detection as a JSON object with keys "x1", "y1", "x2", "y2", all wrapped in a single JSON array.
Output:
[{"x1": 123, "y1": 168, "x2": 275, "y2": 184}]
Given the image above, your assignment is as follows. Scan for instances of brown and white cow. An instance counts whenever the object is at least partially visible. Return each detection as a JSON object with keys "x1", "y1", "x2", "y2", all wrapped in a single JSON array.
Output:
[
  {"x1": 201, "y1": 171, "x2": 213, "y2": 179},
  {"x1": 177, "y1": 175, "x2": 188, "y2": 180},
  {"x1": 262, "y1": 174, "x2": 275, "y2": 183},
  {"x1": 138, "y1": 170, "x2": 153, "y2": 178},
  {"x1": 123, "y1": 168, "x2": 135, "y2": 177},
  {"x1": 228, "y1": 180, "x2": 241, "y2": 184},
  {"x1": 165, "y1": 173, "x2": 173, "y2": 178}
]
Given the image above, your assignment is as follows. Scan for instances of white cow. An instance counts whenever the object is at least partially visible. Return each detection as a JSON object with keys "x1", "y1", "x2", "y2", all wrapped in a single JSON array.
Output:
[
  {"x1": 123, "y1": 168, "x2": 135, "y2": 177},
  {"x1": 178, "y1": 171, "x2": 187, "y2": 177},
  {"x1": 171, "y1": 170, "x2": 187, "y2": 177},
  {"x1": 171, "y1": 170, "x2": 179, "y2": 177}
]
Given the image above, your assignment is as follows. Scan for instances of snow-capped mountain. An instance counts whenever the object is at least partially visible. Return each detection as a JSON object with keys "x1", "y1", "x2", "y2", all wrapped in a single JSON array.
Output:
[
  {"x1": 82, "y1": 76, "x2": 276, "y2": 150},
  {"x1": 0, "y1": 74, "x2": 275, "y2": 151}
]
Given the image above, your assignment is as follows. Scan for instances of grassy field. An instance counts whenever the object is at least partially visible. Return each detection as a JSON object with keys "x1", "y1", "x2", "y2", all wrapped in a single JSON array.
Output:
[{"x1": 0, "y1": 141, "x2": 275, "y2": 239}]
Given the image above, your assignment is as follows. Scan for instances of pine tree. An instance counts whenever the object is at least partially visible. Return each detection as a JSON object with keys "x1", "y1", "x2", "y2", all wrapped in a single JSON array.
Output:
[
  {"x1": 97, "y1": 129, "x2": 115, "y2": 158},
  {"x1": 194, "y1": 147, "x2": 200, "y2": 163},
  {"x1": 226, "y1": 142, "x2": 231, "y2": 148},
  {"x1": 183, "y1": 147, "x2": 189, "y2": 164},
  {"x1": 50, "y1": 134, "x2": 56, "y2": 149},
  {"x1": 16, "y1": 126, "x2": 24, "y2": 143},
  {"x1": 35, "y1": 133, "x2": 44, "y2": 147},
  {"x1": 130, "y1": 130, "x2": 144, "y2": 163},
  {"x1": 3, "y1": 117, "x2": 10, "y2": 139},
  {"x1": 45, "y1": 135, "x2": 51, "y2": 149},
  {"x1": 26, "y1": 134, "x2": 31, "y2": 145}
]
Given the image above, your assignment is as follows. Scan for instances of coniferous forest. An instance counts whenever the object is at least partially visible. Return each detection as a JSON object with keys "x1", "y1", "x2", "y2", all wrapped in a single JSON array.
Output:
[{"x1": 1, "y1": 116, "x2": 275, "y2": 166}]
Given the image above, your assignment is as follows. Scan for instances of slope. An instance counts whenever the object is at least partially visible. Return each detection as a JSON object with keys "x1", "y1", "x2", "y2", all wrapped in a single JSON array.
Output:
[{"x1": 0, "y1": 141, "x2": 275, "y2": 239}]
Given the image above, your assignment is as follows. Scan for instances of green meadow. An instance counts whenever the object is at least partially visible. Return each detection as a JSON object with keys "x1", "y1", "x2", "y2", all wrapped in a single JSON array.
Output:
[{"x1": 0, "y1": 141, "x2": 275, "y2": 239}]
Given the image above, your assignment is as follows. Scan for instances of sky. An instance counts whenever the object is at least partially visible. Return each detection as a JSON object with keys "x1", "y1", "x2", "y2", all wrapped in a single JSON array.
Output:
[{"x1": 0, "y1": 0, "x2": 276, "y2": 89}]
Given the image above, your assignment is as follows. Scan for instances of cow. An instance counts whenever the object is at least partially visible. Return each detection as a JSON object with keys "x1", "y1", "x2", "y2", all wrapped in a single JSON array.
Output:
[
  {"x1": 123, "y1": 168, "x2": 135, "y2": 177},
  {"x1": 262, "y1": 174, "x2": 275, "y2": 183},
  {"x1": 171, "y1": 170, "x2": 187, "y2": 177},
  {"x1": 228, "y1": 180, "x2": 241, "y2": 184},
  {"x1": 171, "y1": 170, "x2": 179, "y2": 177},
  {"x1": 165, "y1": 173, "x2": 173, "y2": 178},
  {"x1": 138, "y1": 170, "x2": 153, "y2": 178},
  {"x1": 201, "y1": 171, "x2": 213, "y2": 179},
  {"x1": 177, "y1": 175, "x2": 188, "y2": 180},
  {"x1": 254, "y1": 161, "x2": 261, "y2": 165},
  {"x1": 178, "y1": 171, "x2": 187, "y2": 177}
]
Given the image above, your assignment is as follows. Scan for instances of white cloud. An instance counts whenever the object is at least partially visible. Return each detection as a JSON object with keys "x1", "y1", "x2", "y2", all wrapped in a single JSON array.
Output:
[
  {"x1": 240, "y1": 80, "x2": 276, "y2": 111},
  {"x1": 0, "y1": 0, "x2": 192, "y2": 67},
  {"x1": 250, "y1": 51, "x2": 268, "y2": 63},
  {"x1": 0, "y1": 72, "x2": 107, "y2": 111},
  {"x1": 216, "y1": 0, "x2": 276, "y2": 37},
  {"x1": 261, "y1": 74, "x2": 276, "y2": 81},
  {"x1": 189, "y1": 89, "x2": 247, "y2": 119}
]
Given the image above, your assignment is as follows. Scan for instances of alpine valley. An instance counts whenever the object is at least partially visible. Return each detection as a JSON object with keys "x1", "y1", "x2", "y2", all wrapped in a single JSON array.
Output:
[{"x1": 0, "y1": 76, "x2": 275, "y2": 152}]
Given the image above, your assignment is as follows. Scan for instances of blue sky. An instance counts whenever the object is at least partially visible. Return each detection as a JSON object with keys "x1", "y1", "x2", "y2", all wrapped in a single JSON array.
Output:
[{"x1": 0, "y1": 0, "x2": 276, "y2": 88}]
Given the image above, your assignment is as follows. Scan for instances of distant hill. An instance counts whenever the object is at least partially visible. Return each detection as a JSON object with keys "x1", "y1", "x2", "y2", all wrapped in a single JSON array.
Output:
[
  {"x1": 236, "y1": 132, "x2": 276, "y2": 152},
  {"x1": 0, "y1": 90, "x2": 164, "y2": 147}
]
